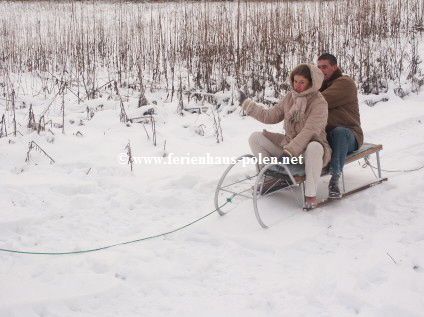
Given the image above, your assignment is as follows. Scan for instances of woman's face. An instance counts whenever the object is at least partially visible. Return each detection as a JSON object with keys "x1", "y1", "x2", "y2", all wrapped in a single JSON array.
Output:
[{"x1": 293, "y1": 75, "x2": 310, "y2": 93}]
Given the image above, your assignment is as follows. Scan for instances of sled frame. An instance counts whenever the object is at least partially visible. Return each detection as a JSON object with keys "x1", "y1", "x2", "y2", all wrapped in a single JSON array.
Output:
[{"x1": 215, "y1": 143, "x2": 388, "y2": 228}]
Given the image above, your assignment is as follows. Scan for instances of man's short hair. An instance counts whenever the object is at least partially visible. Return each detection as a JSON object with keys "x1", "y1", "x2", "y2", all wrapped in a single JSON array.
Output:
[{"x1": 318, "y1": 53, "x2": 337, "y2": 65}]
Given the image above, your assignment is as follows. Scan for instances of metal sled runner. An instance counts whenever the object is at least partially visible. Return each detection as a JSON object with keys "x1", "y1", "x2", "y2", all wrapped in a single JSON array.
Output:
[{"x1": 215, "y1": 143, "x2": 388, "y2": 228}]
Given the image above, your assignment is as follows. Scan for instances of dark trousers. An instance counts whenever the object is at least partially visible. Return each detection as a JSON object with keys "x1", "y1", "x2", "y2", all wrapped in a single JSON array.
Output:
[{"x1": 328, "y1": 127, "x2": 358, "y2": 176}]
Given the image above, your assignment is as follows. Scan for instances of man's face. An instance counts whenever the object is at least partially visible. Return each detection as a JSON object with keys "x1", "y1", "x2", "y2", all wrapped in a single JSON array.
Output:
[{"x1": 317, "y1": 59, "x2": 338, "y2": 81}]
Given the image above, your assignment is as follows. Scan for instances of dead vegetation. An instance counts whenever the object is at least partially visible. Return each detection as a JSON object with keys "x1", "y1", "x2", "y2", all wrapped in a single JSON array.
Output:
[
  {"x1": 0, "y1": 1, "x2": 422, "y2": 98},
  {"x1": 0, "y1": 0, "x2": 422, "y2": 143}
]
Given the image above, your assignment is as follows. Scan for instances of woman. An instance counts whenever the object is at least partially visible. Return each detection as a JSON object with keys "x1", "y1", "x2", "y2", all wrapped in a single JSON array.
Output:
[{"x1": 239, "y1": 63, "x2": 331, "y2": 209}]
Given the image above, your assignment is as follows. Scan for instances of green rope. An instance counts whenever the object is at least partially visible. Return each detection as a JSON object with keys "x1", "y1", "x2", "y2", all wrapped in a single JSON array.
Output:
[{"x1": 0, "y1": 198, "x2": 233, "y2": 256}]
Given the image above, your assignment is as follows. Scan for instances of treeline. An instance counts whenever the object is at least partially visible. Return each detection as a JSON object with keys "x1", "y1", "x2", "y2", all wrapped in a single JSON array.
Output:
[{"x1": 0, "y1": 0, "x2": 422, "y2": 104}]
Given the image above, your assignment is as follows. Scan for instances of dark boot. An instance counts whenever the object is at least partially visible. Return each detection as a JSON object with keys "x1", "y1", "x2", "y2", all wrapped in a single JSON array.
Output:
[{"x1": 328, "y1": 174, "x2": 342, "y2": 199}]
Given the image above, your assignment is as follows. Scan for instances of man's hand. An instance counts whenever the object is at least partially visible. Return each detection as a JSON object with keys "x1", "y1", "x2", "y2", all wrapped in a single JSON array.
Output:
[{"x1": 238, "y1": 90, "x2": 247, "y2": 105}]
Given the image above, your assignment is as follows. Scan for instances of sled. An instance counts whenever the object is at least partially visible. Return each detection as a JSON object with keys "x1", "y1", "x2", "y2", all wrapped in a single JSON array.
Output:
[{"x1": 215, "y1": 143, "x2": 388, "y2": 228}]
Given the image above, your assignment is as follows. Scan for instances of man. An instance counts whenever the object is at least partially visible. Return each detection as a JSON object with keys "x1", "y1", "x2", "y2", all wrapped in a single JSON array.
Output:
[{"x1": 317, "y1": 53, "x2": 363, "y2": 199}]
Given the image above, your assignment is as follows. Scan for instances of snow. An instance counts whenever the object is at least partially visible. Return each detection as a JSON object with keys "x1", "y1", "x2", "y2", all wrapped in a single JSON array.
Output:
[
  {"x1": 1, "y1": 12, "x2": 424, "y2": 317},
  {"x1": 1, "y1": 77, "x2": 423, "y2": 316}
]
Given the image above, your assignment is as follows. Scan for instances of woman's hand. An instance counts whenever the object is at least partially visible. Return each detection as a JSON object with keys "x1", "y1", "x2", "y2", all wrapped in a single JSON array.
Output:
[{"x1": 238, "y1": 90, "x2": 247, "y2": 105}]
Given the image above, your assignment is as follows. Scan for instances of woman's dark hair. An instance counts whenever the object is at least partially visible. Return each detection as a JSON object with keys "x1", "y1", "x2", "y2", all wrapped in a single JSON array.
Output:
[{"x1": 290, "y1": 64, "x2": 312, "y2": 84}]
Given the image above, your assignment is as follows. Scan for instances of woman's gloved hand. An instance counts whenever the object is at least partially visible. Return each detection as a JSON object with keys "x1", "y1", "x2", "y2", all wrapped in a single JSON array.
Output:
[{"x1": 238, "y1": 90, "x2": 247, "y2": 105}]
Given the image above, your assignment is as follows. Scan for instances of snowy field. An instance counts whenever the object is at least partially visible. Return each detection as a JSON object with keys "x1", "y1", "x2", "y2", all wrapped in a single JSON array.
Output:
[
  {"x1": 1, "y1": 77, "x2": 424, "y2": 316},
  {"x1": 1, "y1": 1, "x2": 424, "y2": 316}
]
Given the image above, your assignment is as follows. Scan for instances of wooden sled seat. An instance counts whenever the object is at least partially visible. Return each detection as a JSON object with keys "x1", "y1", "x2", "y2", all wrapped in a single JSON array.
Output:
[{"x1": 265, "y1": 143, "x2": 383, "y2": 182}]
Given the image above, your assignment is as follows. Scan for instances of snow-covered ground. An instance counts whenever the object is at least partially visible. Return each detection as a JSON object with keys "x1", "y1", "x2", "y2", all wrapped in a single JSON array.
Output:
[
  {"x1": 1, "y1": 71, "x2": 423, "y2": 316},
  {"x1": 1, "y1": 0, "x2": 424, "y2": 310}
]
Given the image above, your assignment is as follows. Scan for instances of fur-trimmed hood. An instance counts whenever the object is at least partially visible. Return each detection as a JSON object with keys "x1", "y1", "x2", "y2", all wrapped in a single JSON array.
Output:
[{"x1": 288, "y1": 63, "x2": 324, "y2": 96}]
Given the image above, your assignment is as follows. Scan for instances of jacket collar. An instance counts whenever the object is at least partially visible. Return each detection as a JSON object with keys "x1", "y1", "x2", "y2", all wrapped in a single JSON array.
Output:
[{"x1": 319, "y1": 68, "x2": 343, "y2": 92}]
